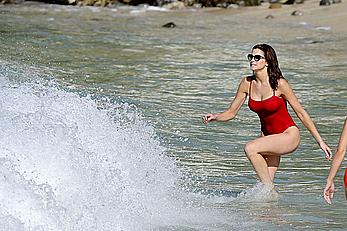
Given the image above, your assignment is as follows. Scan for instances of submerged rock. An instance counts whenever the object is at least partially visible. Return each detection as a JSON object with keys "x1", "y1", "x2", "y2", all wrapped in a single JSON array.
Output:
[
  {"x1": 291, "y1": 10, "x2": 303, "y2": 16},
  {"x1": 162, "y1": 22, "x2": 177, "y2": 28}
]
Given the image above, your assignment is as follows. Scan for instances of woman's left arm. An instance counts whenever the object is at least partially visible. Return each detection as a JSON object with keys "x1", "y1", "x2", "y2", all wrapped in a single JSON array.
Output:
[
  {"x1": 323, "y1": 118, "x2": 347, "y2": 204},
  {"x1": 279, "y1": 79, "x2": 332, "y2": 159}
]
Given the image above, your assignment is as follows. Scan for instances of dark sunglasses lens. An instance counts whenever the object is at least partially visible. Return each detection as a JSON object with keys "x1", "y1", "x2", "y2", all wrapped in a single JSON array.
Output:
[
  {"x1": 247, "y1": 54, "x2": 264, "y2": 61},
  {"x1": 247, "y1": 54, "x2": 253, "y2": 61},
  {"x1": 254, "y1": 55, "x2": 261, "y2": 61}
]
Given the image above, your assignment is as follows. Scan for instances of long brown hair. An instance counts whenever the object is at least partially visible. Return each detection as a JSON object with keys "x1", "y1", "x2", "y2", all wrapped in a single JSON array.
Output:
[{"x1": 252, "y1": 44, "x2": 284, "y2": 90}]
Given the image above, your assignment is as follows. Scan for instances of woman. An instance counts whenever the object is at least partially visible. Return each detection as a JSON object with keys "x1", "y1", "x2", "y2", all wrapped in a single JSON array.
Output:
[
  {"x1": 323, "y1": 117, "x2": 347, "y2": 204},
  {"x1": 202, "y1": 44, "x2": 331, "y2": 188}
]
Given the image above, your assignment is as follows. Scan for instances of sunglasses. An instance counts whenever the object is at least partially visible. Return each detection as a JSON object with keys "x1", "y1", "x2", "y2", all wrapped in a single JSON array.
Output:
[{"x1": 247, "y1": 54, "x2": 265, "y2": 62}]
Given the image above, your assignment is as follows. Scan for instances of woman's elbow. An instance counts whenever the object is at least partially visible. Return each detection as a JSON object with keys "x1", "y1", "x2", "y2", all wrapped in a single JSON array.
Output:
[{"x1": 222, "y1": 111, "x2": 235, "y2": 121}]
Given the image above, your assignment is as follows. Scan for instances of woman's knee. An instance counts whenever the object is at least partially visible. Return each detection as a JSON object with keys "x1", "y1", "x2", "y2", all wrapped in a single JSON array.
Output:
[{"x1": 244, "y1": 141, "x2": 257, "y2": 158}]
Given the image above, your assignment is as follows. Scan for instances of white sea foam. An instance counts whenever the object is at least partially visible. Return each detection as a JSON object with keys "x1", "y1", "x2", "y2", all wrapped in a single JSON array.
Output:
[
  {"x1": 0, "y1": 61, "x2": 252, "y2": 230},
  {"x1": 130, "y1": 5, "x2": 169, "y2": 14}
]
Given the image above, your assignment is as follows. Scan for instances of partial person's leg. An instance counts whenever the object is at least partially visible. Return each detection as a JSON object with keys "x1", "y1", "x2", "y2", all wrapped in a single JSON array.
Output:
[
  {"x1": 244, "y1": 127, "x2": 300, "y2": 185},
  {"x1": 344, "y1": 167, "x2": 347, "y2": 199},
  {"x1": 263, "y1": 155, "x2": 281, "y2": 182}
]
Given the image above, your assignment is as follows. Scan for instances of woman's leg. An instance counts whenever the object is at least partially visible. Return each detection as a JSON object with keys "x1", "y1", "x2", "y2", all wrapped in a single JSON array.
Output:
[
  {"x1": 244, "y1": 127, "x2": 300, "y2": 185},
  {"x1": 263, "y1": 155, "x2": 281, "y2": 182}
]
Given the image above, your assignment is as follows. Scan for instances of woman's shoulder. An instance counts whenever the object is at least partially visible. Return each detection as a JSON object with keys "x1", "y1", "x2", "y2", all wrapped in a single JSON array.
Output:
[
  {"x1": 236, "y1": 76, "x2": 253, "y2": 93},
  {"x1": 278, "y1": 78, "x2": 290, "y2": 89},
  {"x1": 241, "y1": 75, "x2": 255, "y2": 84},
  {"x1": 277, "y1": 78, "x2": 293, "y2": 95},
  {"x1": 239, "y1": 75, "x2": 254, "y2": 87}
]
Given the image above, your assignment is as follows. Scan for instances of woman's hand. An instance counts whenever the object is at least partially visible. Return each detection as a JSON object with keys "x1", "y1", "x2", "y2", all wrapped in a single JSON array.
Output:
[
  {"x1": 202, "y1": 114, "x2": 217, "y2": 124},
  {"x1": 323, "y1": 180, "x2": 335, "y2": 204},
  {"x1": 319, "y1": 141, "x2": 332, "y2": 160}
]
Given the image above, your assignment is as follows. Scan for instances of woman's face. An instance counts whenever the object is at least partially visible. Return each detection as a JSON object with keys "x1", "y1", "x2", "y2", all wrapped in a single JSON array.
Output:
[{"x1": 248, "y1": 48, "x2": 267, "y2": 72}]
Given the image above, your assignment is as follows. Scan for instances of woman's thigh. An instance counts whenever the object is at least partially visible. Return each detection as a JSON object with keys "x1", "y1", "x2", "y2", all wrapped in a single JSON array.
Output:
[{"x1": 245, "y1": 127, "x2": 300, "y2": 156}]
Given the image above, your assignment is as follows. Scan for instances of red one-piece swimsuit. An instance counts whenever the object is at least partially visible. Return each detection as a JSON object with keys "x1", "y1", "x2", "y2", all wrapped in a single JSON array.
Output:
[{"x1": 248, "y1": 80, "x2": 297, "y2": 136}]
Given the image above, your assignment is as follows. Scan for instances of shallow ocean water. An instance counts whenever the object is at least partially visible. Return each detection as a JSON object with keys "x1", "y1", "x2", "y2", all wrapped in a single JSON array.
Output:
[{"x1": 0, "y1": 3, "x2": 346, "y2": 230}]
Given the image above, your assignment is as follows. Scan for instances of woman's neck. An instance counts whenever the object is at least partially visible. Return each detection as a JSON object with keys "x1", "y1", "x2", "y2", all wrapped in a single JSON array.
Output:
[{"x1": 254, "y1": 69, "x2": 269, "y2": 84}]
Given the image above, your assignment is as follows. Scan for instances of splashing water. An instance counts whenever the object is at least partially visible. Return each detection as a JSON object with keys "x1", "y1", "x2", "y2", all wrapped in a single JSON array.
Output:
[
  {"x1": 0, "y1": 62, "x2": 259, "y2": 230},
  {"x1": 2, "y1": 4, "x2": 347, "y2": 229}
]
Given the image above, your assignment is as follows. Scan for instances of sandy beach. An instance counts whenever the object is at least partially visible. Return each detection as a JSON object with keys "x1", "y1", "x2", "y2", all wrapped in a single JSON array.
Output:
[{"x1": 235, "y1": 0, "x2": 347, "y2": 34}]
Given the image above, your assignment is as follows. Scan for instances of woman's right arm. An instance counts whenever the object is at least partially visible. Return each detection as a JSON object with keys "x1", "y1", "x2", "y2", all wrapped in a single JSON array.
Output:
[
  {"x1": 203, "y1": 77, "x2": 249, "y2": 124},
  {"x1": 324, "y1": 117, "x2": 347, "y2": 204}
]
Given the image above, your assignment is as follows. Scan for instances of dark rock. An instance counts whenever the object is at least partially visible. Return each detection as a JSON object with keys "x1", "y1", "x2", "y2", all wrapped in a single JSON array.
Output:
[
  {"x1": 319, "y1": 0, "x2": 331, "y2": 5},
  {"x1": 244, "y1": 0, "x2": 260, "y2": 6},
  {"x1": 216, "y1": 2, "x2": 228, "y2": 7},
  {"x1": 283, "y1": 0, "x2": 295, "y2": 4},
  {"x1": 265, "y1": 14, "x2": 274, "y2": 19},
  {"x1": 33, "y1": 0, "x2": 71, "y2": 4},
  {"x1": 291, "y1": 10, "x2": 303, "y2": 16},
  {"x1": 1, "y1": 0, "x2": 24, "y2": 3},
  {"x1": 162, "y1": 22, "x2": 176, "y2": 28}
]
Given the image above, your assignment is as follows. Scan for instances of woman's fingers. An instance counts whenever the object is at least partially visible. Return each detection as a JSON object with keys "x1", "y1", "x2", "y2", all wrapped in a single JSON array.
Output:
[
  {"x1": 325, "y1": 148, "x2": 332, "y2": 160},
  {"x1": 324, "y1": 193, "x2": 332, "y2": 204},
  {"x1": 202, "y1": 116, "x2": 208, "y2": 124},
  {"x1": 320, "y1": 142, "x2": 332, "y2": 160},
  {"x1": 323, "y1": 182, "x2": 335, "y2": 204},
  {"x1": 323, "y1": 187, "x2": 333, "y2": 204},
  {"x1": 202, "y1": 114, "x2": 215, "y2": 124}
]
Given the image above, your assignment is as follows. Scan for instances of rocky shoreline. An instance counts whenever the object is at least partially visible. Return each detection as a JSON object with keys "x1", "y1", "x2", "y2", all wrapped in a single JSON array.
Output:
[
  {"x1": 0, "y1": 0, "x2": 257, "y2": 8},
  {"x1": 1, "y1": 0, "x2": 344, "y2": 33},
  {"x1": 1, "y1": 0, "x2": 339, "y2": 9}
]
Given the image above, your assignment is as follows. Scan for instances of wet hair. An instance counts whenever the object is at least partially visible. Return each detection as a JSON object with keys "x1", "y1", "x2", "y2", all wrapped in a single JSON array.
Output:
[{"x1": 252, "y1": 44, "x2": 284, "y2": 90}]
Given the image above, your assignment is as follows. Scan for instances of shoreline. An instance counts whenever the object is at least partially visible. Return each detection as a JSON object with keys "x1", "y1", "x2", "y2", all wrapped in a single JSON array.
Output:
[
  {"x1": 2, "y1": 0, "x2": 347, "y2": 35},
  {"x1": 237, "y1": 0, "x2": 347, "y2": 34},
  {"x1": 201, "y1": 0, "x2": 347, "y2": 35}
]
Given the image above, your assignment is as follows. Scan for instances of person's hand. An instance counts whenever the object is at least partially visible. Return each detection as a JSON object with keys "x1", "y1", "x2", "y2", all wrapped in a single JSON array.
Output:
[
  {"x1": 323, "y1": 180, "x2": 335, "y2": 204},
  {"x1": 202, "y1": 114, "x2": 217, "y2": 124},
  {"x1": 319, "y1": 141, "x2": 332, "y2": 160}
]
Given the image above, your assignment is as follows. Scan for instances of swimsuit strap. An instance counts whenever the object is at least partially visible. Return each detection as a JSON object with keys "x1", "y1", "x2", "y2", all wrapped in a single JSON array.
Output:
[{"x1": 249, "y1": 78, "x2": 276, "y2": 99}]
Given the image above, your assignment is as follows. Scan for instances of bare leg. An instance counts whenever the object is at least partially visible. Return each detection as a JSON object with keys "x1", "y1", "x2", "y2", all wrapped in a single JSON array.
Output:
[
  {"x1": 244, "y1": 127, "x2": 300, "y2": 185},
  {"x1": 263, "y1": 155, "x2": 281, "y2": 182}
]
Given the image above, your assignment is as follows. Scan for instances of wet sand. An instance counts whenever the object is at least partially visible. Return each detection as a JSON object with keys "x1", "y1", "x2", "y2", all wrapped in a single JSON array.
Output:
[{"x1": 236, "y1": 0, "x2": 347, "y2": 34}]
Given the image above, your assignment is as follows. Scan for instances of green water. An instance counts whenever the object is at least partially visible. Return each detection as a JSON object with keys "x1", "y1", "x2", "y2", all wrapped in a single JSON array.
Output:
[{"x1": 1, "y1": 2, "x2": 346, "y2": 230}]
